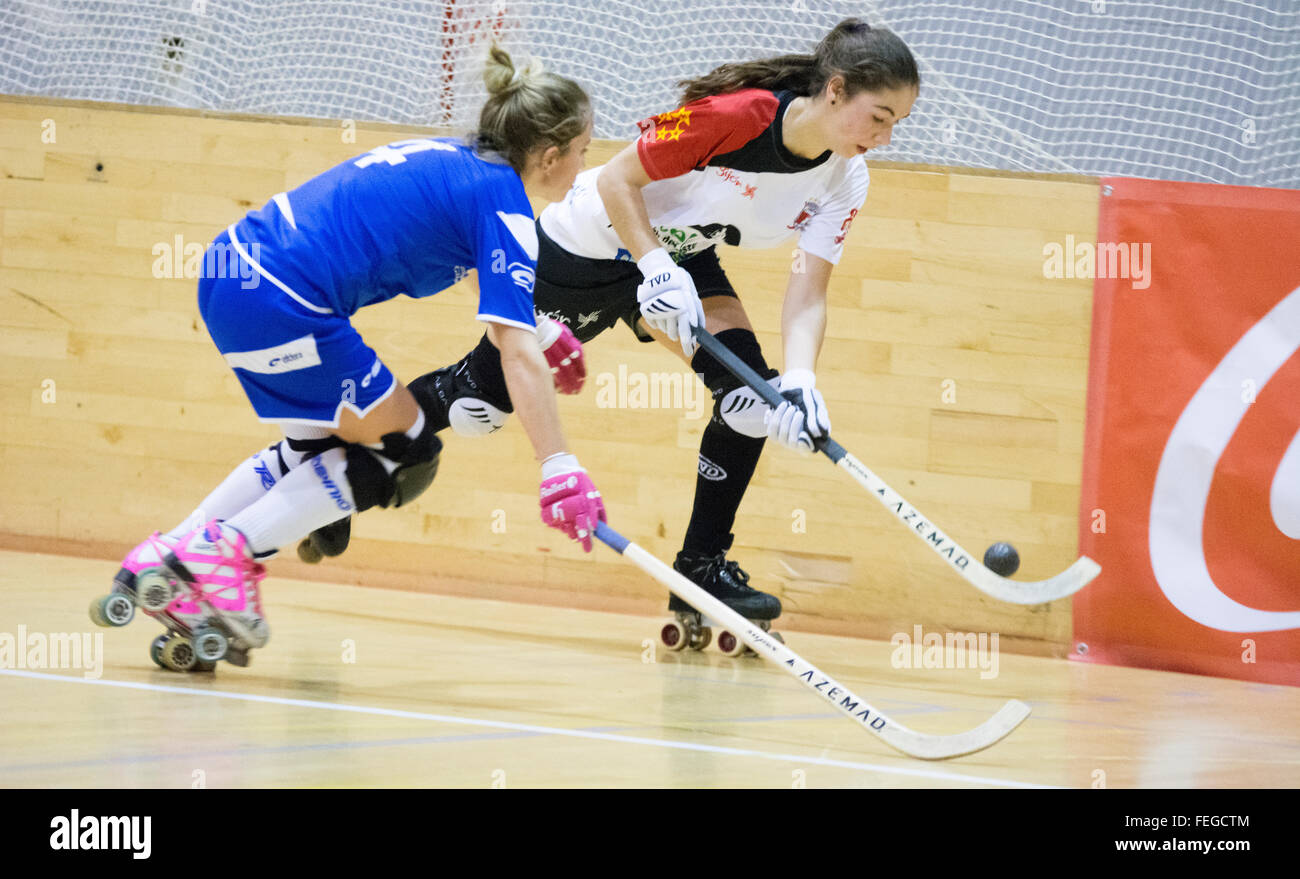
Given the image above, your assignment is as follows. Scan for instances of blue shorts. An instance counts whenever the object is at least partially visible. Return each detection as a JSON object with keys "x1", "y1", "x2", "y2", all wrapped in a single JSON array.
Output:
[{"x1": 198, "y1": 228, "x2": 397, "y2": 427}]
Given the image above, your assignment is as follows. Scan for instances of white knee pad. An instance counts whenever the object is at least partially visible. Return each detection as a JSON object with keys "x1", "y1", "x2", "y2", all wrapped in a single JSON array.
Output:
[
  {"x1": 717, "y1": 379, "x2": 780, "y2": 439},
  {"x1": 448, "y1": 397, "x2": 510, "y2": 437}
]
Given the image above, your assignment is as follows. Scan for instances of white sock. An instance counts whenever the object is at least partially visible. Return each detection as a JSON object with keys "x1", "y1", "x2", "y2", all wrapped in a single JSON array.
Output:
[
  {"x1": 225, "y1": 447, "x2": 357, "y2": 555},
  {"x1": 166, "y1": 427, "x2": 336, "y2": 540},
  {"x1": 218, "y1": 414, "x2": 426, "y2": 555}
]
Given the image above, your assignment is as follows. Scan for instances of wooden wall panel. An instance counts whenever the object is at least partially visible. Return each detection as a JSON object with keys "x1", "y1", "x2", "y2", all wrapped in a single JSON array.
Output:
[{"x1": 0, "y1": 97, "x2": 1098, "y2": 654}]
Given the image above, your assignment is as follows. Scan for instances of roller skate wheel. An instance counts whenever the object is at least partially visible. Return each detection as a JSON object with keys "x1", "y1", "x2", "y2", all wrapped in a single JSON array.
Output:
[
  {"x1": 90, "y1": 594, "x2": 135, "y2": 627},
  {"x1": 660, "y1": 620, "x2": 688, "y2": 652},
  {"x1": 149, "y1": 634, "x2": 170, "y2": 669},
  {"x1": 103, "y1": 593, "x2": 135, "y2": 626},
  {"x1": 191, "y1": 627, "x2": 229, "y2": 663},
  {"x1": 717, "y1": 630, "x2": 746, "y2": 657},
  {"x1": 160, "y1": 636, "x2": 197, "y2": 672},
  {"x1": 135, "y1": 569, "x2": 180, "y2": 612},
  {"x1": 688, "y1": 626, "x2": 712, "y2": 651},
  {"x1": 296, "y1": 537, "x2": 323, "y2": 564}
]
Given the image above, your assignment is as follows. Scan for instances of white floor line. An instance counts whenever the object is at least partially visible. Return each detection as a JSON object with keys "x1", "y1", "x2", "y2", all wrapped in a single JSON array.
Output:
[{"x1": 0, "y1": 669, "x2": 1059, "y2": 788}]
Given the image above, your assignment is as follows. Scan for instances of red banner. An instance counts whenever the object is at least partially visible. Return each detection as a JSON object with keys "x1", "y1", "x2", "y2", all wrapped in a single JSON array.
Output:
[{"x1": 1075, "y1": 178, "x2": 1300, "y2": 686}]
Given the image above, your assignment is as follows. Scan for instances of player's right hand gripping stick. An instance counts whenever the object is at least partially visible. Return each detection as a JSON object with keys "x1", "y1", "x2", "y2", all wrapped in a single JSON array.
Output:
[
  {"x1": 635, "y1": 247, "x2": 706, "y2": 357},
  {"x1": 536, "y1": 315, "x2": 586, "y2": 395},
  {"x1": 539, "y1": 453, "x2": 607, "y2": 551}
]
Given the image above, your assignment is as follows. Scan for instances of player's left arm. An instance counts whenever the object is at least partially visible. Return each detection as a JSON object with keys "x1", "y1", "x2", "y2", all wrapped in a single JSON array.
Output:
[
  {"x1": 766, "y1": 164, "x2": 869, "y2": 450},
  {"x1": 764, "y1": 252, "x2": 834, "y2": 453},
  {"x1": 781, "y1": 251, "x2": 833, "y2": 374}
]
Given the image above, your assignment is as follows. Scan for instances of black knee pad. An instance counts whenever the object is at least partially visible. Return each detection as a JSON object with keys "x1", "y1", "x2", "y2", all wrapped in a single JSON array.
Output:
[
  {"x1": 344, "y1": 418, "x2": 444, "y2": 513},
  {"x1": 689, "y1": 328, "x2": 778, "y2": 437},
  {"x1": 409, "y1": 334, "x2": 514, "y2": 436}
]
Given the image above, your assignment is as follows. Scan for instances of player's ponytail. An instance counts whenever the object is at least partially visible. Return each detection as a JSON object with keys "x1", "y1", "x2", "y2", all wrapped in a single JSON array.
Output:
[
  {"x1": 474, "y1": 46, "x2": 591, "y2": 173},
  {"x1": 678, "y1": 18, "x2": 919, "y2": 104}
]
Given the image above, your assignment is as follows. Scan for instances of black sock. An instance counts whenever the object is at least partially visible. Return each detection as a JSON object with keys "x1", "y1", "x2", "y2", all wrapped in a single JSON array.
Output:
[
  {"x1": 681, "y1": 328, "x2": 772, "y2": 558},
  {"x1": 682, "y1": 422, "x2": 765, "y2": 557}
]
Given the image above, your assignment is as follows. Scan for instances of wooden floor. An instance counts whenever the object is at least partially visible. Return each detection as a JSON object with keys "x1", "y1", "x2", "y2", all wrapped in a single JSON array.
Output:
[{"x1": 1, "y1": 549, "x2": 1296, "y2": 789}]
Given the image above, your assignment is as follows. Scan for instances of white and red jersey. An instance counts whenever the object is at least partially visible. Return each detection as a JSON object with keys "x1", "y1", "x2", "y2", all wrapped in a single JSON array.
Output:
[{"x1": 541, "y1": 89, "x2": 869, "y2": 266}]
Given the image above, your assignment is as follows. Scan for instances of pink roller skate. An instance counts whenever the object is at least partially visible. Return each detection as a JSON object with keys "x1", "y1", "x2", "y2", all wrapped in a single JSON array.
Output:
[
  {"x1": 91, "y1": 531, "x2": 219, "y2": 671},
  {"x1": 91, "y1": 522, "x2": 270, "y2": 672}
]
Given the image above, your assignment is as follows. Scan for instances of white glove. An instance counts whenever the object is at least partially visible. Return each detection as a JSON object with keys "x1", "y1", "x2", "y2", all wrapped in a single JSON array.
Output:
[
  {"x1": 766, "y1": 369, "x2": 831, "y2": 454},
  {"x1": 635, "y1": 248, "x2": 706, "y2": 357}
]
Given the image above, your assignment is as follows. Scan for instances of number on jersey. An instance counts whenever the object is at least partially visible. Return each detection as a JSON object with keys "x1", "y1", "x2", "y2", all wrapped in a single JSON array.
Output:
[{"x1": 354, "y1": 138, "x2": 456, "y2": 169}]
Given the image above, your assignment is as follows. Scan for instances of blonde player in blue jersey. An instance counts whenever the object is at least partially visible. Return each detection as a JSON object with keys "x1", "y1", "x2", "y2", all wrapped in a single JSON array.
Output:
[{"x1": 89, "y1": 49, "x2": 606, "y2": 671}]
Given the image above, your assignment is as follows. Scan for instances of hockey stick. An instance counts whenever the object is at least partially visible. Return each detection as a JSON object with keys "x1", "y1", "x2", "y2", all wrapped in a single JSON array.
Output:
[
  {"x1": 692, "y1": 326, "x2": 1100, "y2": 605},
  {"x1": 594, "y1": 521, "x2": 1030, "y2": 760}
]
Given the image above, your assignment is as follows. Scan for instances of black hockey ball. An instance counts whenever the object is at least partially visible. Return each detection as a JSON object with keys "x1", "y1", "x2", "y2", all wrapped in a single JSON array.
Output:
[{"x1": 984, "y1": 541, "x2": 1020, "y2": 577}]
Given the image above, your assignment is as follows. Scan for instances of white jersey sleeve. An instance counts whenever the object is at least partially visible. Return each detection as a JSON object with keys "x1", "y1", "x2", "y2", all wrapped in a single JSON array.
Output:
[{"x1": 798, "y1": 158, "x2": 869, "y2": 265}]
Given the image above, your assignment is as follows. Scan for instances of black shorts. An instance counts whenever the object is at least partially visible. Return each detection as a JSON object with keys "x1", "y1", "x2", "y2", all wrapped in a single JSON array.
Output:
[{"x1": 533, "y1": 220, "x2": 738, "y2": 344}]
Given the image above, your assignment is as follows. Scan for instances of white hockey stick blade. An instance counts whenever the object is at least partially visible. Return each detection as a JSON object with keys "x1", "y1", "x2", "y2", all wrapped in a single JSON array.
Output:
[
  {"x1": 834, "y1": 451, "x2": 1101, "y2": 604},
  {"x1": 689, "y1": 325, "x2": 1101, "y2": 605},
  {"x1": 595, "y1": 522, "x2": 1032, "y2": 761}
]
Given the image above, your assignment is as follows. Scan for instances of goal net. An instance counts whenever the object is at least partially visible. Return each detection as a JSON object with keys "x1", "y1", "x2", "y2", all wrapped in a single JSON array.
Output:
[{"x1": 1, "y1": 0, "x2": 1294, "y2": 186}]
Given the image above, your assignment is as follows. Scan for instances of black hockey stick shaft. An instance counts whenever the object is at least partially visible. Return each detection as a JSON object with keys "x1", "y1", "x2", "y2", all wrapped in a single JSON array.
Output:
[{"x1": 692, "y1": 325, "x2": 846, "y2": 462}]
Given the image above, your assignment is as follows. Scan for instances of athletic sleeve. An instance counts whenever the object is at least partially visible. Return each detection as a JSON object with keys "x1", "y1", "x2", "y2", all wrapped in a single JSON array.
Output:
[
  {"x1": 798, "y1": 159, "x2": 870, "y2": 265},
  {"x1": 474, "y1": 207, "x2": 540, "y2": 333},
  {"x1": 635, "y1": 89, "x2": 781, "y2": 181}
]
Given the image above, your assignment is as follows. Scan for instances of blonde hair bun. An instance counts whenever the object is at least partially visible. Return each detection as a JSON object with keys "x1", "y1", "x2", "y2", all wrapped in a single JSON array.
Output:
[
  {"x1": 483, "y1": 45, "x2": 542, "y2": 97},
  {"x1": 474, "y1": 45, "x2": 589, "y2": 174}
]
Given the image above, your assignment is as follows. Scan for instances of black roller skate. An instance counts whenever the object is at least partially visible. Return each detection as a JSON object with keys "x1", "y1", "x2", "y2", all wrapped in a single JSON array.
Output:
[{"x1": 659, "y1": 536, "x2": 783, "y2": 657}]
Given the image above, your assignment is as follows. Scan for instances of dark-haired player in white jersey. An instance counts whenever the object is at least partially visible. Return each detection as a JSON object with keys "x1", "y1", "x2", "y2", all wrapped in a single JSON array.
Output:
[{"x1": 308, "y1": 19, "x2": 920, "y2": 650}]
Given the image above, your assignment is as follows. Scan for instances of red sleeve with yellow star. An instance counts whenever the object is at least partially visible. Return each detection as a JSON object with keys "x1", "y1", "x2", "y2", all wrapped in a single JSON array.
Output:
[{"x1": 634, "y1": 89, "x2": 782, "y2": 181}]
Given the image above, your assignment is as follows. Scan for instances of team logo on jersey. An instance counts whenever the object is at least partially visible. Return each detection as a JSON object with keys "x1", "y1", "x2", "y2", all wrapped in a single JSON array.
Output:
[
  {"x1": 656, "y1": 223, "x2": 741, "y2": 259},
  {"x1": 640, "y1": 107, "x2": 692, "y2": 143},
  {"x1": 715, "y1": 168, "x2": 757, "y2": 200},
  {"x1": 508, "y1": 261, "x2": 536, "y2": 295},
  {"x1": 833, "y1": 207, "x2": 860, "y2": 246},
  {"x1": 788, "y1": 200, "x2": 821, "y2": 231},
  {"x1": 576, "y1": 311, "x2": 601, "y2": 330},
  {"x1": 453, "y1": 265, "x2": 471, "y2": 283}
]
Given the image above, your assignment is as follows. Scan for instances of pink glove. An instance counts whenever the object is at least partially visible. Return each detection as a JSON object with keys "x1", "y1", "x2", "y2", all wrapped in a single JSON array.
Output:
[
  {"x1": 538, "y1": 453, "x2": 606, "y2": 551},
  {"x1": 537, "y1": 316, "x2": 586, "y2": 395}
]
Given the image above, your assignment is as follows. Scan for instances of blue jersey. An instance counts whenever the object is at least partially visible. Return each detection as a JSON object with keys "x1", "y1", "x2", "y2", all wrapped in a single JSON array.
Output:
[{"x1": 230, "y1": 137, "x2": 538, "y2": 329}]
